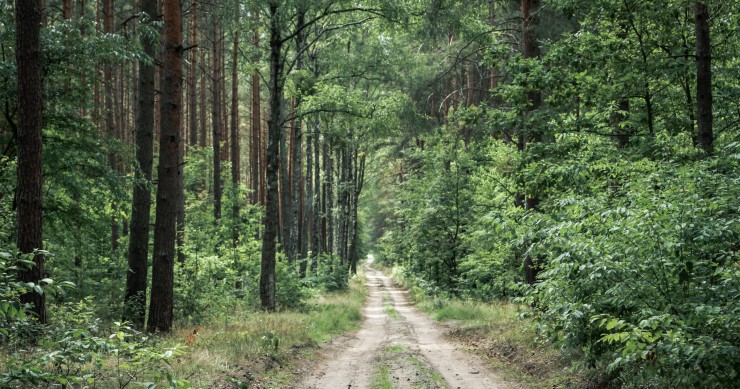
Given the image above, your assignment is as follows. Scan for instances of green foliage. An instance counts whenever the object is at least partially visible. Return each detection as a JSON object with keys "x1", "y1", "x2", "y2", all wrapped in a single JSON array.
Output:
[
  {"x1": 522, "y1": 141, "x2": 740, "y2": 387},
  {"x1": 309, "y1": 254, "x2": 351, "y2": 292},
  {"x1": 0, "y1": 261, "x2": 185, "y2": 388},
  {"x1": 0, "y1": 251, "x2": 35, "y2": 338}
]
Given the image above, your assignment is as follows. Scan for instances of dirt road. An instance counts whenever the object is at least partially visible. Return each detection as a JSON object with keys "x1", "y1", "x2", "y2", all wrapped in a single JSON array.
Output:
[{"x1": 298, "y1": 255, "x2": 513, "y2": 389}]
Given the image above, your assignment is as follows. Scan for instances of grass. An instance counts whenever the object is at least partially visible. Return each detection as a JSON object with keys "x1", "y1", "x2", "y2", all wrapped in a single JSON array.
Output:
[
  {"x1": 371, "y1": 344, "x2": 446, "y2": 389},
  {"x1": 168, "y1": 272, "x2": 368, "y2": 387},
  {"x1": 370, "y1": 344, "x2": 404, "y2": 389},
  {"x1": 382, "y1": 293, "x2": 400, "y2": 319},
  {"x1": 370, "y1": 364, "x2": 394, "y2": 389}
]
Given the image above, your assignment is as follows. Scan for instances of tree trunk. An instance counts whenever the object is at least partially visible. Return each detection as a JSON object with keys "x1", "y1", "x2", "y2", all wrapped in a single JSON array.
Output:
[
  {"x1": 324, "y1": 140, "x2": 333, "y2": 257},
  {"x1": 279, "y1": 109, "x2": 291, "y2": 252},
  {"x1": 301, "y1": 122, "x2": 312, "y2": 278},
  {"x1": 521, "y1": 0, "x2": 542, "y2": 146},
  {"x1": 520, "y1": 0, "x2": 541, "y2": 210},
  {"x1": 125, "y1": 0, "x2": 157, "y2": 329},
  {"x1": 349, "y1": 149, "x2": 365, "y2": 275},
  {"x1": 336, "y1": 148, "x2": 345, "y2": 262},
  {"x1": 261, "y1": 3, "x2": 283, "y2": 312},
  {"x1": 260, "y1": 107, "x2": 267, "y2": 205},
  {"x1": 212, "y1": 19, "x2": 222, "y2": 221},
  {"x1": 221, "y1": 34, "x2": 229, "y2": 164},
  {"x1": 292, "y1": 7, "x2": 307, "y2": 271},
  {"x1": 288, "y1": 101, "x2": 301, "y2": 262},
  {"x1": 188, "y1": 0, "x2": 198, "y2": 149},
  {"x1": 16, "y1": 0, "x2": 46, "y2": 325},
  {"x1": 311, "y1": 118, "x2": 321, "y2": 272},
  {"x1": 230, "y1": 30, "x2": 240, "y2": 245},
  {"x1": 147, "y1": 0, "x2": 182, "y2": 333},
  {"x1": 199, "y1": 48, "x2": 207, "y2": 147},
  {"x1": 104, "y1": 0, "x2": 119, "y2": 252},
  {"x1": 695, "y1": 1, "x2": 713, "y2": 154},
  {"x1": 338, "y1": 144, "x2": 351, "y2": 264},
  {"x1": 250, "y1": 15, "x2": 261, "y2": 205},
  {"x1": 63, "y1": 0, "x2": 72, "y2": 19},
  {"x1": 176, "y1": 107, "x2": 185, "y2": 263}
]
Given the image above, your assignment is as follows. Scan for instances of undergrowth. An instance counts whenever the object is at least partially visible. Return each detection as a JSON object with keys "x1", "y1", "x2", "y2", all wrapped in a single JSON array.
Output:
[{"x1": 168, "y1": 271, "x2": 367, "y2": 387}]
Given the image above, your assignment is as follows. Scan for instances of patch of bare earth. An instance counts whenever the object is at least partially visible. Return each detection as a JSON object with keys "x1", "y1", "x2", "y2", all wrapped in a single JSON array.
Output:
[{"x1": 297, "y1": 256, "x2": 517, "y2": 389}]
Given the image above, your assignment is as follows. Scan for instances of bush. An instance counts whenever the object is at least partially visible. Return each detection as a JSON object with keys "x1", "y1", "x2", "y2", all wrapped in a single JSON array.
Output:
[
  {"x1": 1, "y1": 299, "x2": 188, "y2": 388},
  {"x1": 526, "y1": 151, "x2": 739, "y2": 387}
]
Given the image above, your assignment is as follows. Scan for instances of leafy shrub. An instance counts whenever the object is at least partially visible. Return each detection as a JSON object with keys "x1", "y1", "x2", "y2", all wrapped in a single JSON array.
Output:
[
  {"x1": 526, "y1": 148, "x2": 739, "y2": 387},
  {"x1": 1, "y1": 299, "x2": 188, "y2": 388},
  {"x1": 274, "y1": 257, "x2": 314, "y2": 310},
  {"x1": 312, "y1": 254, "x2": 351, "y2": 292}
]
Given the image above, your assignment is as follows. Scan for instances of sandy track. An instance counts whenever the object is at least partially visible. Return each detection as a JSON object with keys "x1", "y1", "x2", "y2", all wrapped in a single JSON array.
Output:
[{"x1": 298, "y1": 256, "x2": 512, "y2": 389}]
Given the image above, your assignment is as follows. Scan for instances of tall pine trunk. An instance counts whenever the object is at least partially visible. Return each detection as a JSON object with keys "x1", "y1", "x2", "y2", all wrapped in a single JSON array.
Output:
[
  {"x1": 250, "y1": 14, "x2": 261, "y2": 205},
  {"x1": 301, "y1": 123, "x2": 312, "y2": 278},
  {"x1": 188, "y1": 0, "x2": 198, "y2": 148},
  {"x1": 211, "y1": 19, "x2": 222, "y2": 221},
  {"x1": 199, "y1": 48, "x2": 207, "y2": 147},
  {"x1": 349, "y1": 149, "x2": 365, "y2": 275},
  {"x1": 291, "y1": 7, "x2": 307, "y2": 270},
  {"x1": 230, "y1": 30, "x2": 240, "y2": 245},
  {"x1": 148, "y1": 0, "x2": 182, "y2": 333},
  {"x1": 103, "y1": 0, "x2": 119, "y2": 251},
  {"x1": 695, "y1": 2, "x2": 713, "y2": 154},
  {"x1": 16, "y1": 0, "x2": 46, "y2": 324},
  {"x1": 311, "y1": 118, "x2": 321, "y2": 272},
  {"x1": 261, "y1": 3, "x2": 283, "y2": 311},
  {"x1": 324, "y1": 140, "x2": 333, "y2": 257},
  {"x1": 125, "y1": 0, "x2": 157, "y2": 328}
]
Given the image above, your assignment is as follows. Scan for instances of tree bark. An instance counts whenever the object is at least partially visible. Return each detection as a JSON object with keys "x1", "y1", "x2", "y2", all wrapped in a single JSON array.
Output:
[
  {"x1": 250, "y1": 14, "x2": 261, "y2": 205},
  {"x1": 148, "y1": 0, "x2": 182, "y2": 333},
  {"x1": 63, "y1": 0, "x2": 72, "y2": 19},
  {"x1": 199, "y1": 48, "x2": 207, "y2": 147},
  {"x1": 519, "y1": 0, "x2": 541, "y2": 211},
  {"x1": 301, "y1": 121, "x2": 312, "y2": 278},
  {"x1": 279, "y1": 108, "x2": 291, "y2": 252},
  {"x1": 261, "y1": 3, "x2": 283, "y2": 311},
  {"x1": 695, "y1": 2, "x2": 713, "y2": 154},
  {"x1": 311, "y1": 117, "x2": 321, "y2": 272},
  {"x1": 288, "y1": 100, "x2": 301, "y2": 262},
  {"x1": 212, "y1": 19, "x2": 222, "y2": 221},
  {"x1": 292, "y1": 7, "x2": 307, "y2": 271},
  {"x1": 260, "y1": 107, "x2": 267, "y2": 205},
  {"x1": 221, "y1": 33, "x2": 229, "y2": 163},
  {"x1": 188, "y1": 0, "x2": 198, "y2": 149},
  {"x1": 16, "y1": 0, "x2": 46, "y2": 324},
  {"x1": 349, "y1": 149, "x2": 365, "y2": 275},
  {"x1": 324, "y1": 139, "x2": 333, "y2": 258},
  {"x1": 125, "y1": 0, "x2": 157, "y2": 329},
  {"x1": 103, "y1": 0, "x2": 119, "y2": 252},
  {"x1": 230, "y1": 30, "x2": 240, "y2": 244}
]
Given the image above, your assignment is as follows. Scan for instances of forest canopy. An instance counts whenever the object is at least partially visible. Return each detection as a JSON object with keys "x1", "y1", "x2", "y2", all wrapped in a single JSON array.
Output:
[{"x1": 1, "y1": 0, "x2": 738, "y2": 387}]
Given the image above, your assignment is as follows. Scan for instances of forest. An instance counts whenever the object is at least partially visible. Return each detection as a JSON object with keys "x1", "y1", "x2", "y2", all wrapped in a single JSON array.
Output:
[{"x1": 1, "y1": 0, "x2": 738, "y2": 388}]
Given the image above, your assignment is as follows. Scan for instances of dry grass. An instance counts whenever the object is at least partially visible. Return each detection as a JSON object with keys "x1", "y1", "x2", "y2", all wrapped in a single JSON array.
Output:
[{"x1": 167, "y1": 273, "x2": 367, "y2": 387}]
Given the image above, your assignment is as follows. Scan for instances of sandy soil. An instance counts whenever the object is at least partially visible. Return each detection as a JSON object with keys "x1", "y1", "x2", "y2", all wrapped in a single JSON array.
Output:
[{"x1": 297, "y1": 256, "x2": 514, "y2": 389}]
